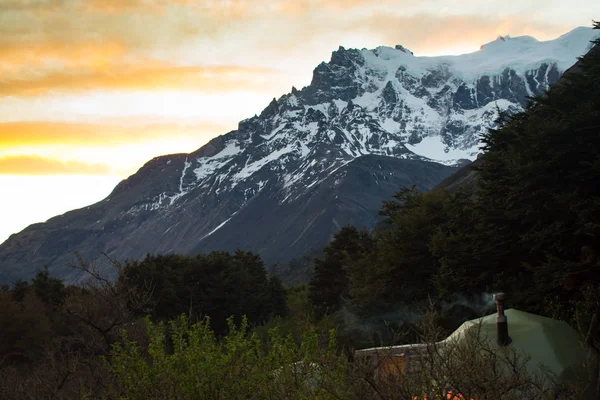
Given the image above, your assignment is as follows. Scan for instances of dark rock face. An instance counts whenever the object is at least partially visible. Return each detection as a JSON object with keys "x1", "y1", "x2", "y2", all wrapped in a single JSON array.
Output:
[
  {"x1": 302, "y1": 47, "x2": 365, "y2": 104},
  {"x1": 434, "y1": 158, "x2": 483, "y2": 193},
  {"x1": 192, "y1": 156, "x2": 455, "y2": 263},
  {"x1": 0, "y1": 30, "x2": 595, "y2": 284},
  {"x1": 0, "y1": 155, "x2": 455, "y2": 285}
]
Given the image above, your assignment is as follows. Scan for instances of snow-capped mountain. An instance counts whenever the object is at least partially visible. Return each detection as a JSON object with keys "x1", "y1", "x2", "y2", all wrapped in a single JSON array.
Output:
[{"x1": 0, "y1": 27, "x2": 597, "y2": 284}]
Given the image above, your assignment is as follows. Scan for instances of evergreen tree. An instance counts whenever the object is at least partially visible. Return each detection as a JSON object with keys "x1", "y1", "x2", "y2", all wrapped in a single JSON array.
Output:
[
  {"x1": 11, "y1": 279, "x2": 29, "y2": 302},
  {"x1": 430, "y1": 188, "x2": 483, "y2": 297},
  {"x1": 309, "y1": 226, "x2": 372, "y2": 319},
  {"x1": 353, "y1": 187, "x2": 449, "y2": 312},
  {"x1": 122, "y1": 251, "x2": 287, "y2": 334},
  {"x1": 31, "y1": 267, "x2": 66, "y2": 308}
]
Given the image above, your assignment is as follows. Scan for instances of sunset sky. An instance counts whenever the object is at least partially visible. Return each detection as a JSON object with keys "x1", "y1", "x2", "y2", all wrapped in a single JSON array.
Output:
[{"x1": 1, "y1": 0, "x2": 599, "y2": 244}]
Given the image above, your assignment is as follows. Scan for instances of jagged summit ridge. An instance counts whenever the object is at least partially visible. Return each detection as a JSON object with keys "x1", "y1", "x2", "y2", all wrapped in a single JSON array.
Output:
[{"x1": 212, "y1": 27, "x2": 598, "y2": 165}]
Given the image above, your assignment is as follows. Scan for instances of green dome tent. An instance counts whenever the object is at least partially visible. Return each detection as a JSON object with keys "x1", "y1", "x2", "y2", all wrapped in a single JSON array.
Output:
[
  {"x1": 443, "y1": 308, "x2": 598, "y2": 393},
  {"x1": 356, "y1": 307, "x2": 598, "y2": 398}
]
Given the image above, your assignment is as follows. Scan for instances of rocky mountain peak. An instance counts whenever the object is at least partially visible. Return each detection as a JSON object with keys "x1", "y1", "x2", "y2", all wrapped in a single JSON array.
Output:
[
  {"x1": 260, "y1": 97, "x2": 280, "y2": 118},
  {"x1": 0, "y1": 27, "x2": 598, "y2": 285},
  {"x1": 394, "y1": 44, "x2": 414, "y2": 55}
]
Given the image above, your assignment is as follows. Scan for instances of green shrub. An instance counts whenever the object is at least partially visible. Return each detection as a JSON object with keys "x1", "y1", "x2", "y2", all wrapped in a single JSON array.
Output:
[{"x1": 107, "y1": 315, "x2": 357, "y2": 399}]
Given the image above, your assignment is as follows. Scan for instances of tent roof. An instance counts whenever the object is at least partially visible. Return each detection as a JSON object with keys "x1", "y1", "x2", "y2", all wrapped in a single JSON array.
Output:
[
  {"x1": 357, "y1": 309, "x2": 595, "y2": 380},
  {"x1": 444, "y1": 309, "x2": 591, "y2": 379}
]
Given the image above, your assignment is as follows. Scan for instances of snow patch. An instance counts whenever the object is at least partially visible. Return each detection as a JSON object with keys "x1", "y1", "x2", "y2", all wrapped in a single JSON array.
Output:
[
  {"x1": 200, "y1": 217, "x2": 232, "y2": 240},
  {"x1": 169, "y1": 158, "x2": 192, "y2": 205},
  {"x1": 380, "y1": 118, "x2": 400, "y2": 134},
  {"x1": 359, "y1": 27, "x2": 599, "y2": 82},
  {"x1": 354, "y1": 89, "x2": 381, "y2": 111},
  {"x1": 261, "y1": 124, "x2": 287, "y2": 141},
  {"x1": 332, "y1": 99, "x2": 348, "y2": 112},
  {"x1": 194, "y1": 142, "x2": 241, "y2": 180},
  {"x1": 213, "y1": 141, "x2": 241, "y2": 159},
  {"x1": 304, "y1": 103, "x2": 329, "y2": 117},
  {"x1": 234, "y1": 144, "x2": 295, "y2": 180},
  {"x1": 406, "y1": 136, "x2": 476, "y2": 162}
]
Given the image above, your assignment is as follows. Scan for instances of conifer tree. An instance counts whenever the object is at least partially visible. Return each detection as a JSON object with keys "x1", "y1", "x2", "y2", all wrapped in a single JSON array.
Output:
[{"x1": 309, "y1": 226, "x2": 372, "y2": 319}]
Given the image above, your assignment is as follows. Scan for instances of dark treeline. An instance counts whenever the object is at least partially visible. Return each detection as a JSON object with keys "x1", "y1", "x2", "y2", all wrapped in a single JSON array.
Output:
[{"x1": 122, "y1": 251, "x2": 287, "y2": 335}]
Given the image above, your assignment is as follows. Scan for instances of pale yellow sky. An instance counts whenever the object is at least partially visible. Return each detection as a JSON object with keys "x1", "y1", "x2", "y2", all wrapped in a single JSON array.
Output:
[{"x1": 0, "y1": 0, "x2": 599, "y2": 243}]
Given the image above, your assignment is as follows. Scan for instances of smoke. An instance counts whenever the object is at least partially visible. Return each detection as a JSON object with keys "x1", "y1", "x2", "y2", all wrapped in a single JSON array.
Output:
[
  {"x1": 336, "y1": 292, "x2": 497, "y2": 347},
  {"x1": 339, "y1": 301, "x2": 422, "y2": 334},
  {"x1": 438, "y1": 292, "x2": 496, "y2": 316}
]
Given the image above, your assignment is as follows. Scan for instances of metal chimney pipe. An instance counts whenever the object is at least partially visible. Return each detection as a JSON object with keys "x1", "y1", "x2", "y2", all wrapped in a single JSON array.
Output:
[{"x1": 493, "y1": 293, "x2": 511, "y2": 346}]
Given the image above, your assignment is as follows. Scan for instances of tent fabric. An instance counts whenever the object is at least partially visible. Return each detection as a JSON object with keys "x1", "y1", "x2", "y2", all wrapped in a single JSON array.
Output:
[
  {"x1": 443, "y1": 309, "x2": 592, "y2": 381},
  {"x1": 356, "y1": 308, "x2": 596, "y2": 382},
  {"x1": 355, "y1": 309, "x2": 598, "y2": 398}
]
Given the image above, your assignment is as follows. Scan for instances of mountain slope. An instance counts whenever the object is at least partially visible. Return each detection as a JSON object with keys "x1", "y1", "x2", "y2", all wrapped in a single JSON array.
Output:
[{"x1": 0, "y1": 27, "x2": 598, "y2": 284}]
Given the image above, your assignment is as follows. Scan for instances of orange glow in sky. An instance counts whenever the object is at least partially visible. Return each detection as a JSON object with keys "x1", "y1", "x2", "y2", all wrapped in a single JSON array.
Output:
[{"x1": 0, "y1": 0, "x2": 599, "y2": 243}]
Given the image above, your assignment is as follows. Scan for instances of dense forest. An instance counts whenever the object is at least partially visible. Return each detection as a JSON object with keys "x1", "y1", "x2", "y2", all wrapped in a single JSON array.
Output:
[{"x1": 1, "y1": 23, "x2": 599, "y2": 400}]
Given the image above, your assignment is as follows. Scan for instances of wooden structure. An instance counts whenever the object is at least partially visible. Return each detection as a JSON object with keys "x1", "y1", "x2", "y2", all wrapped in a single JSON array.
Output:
[{"x1": 355, "y1": 342, "x2": 429, "y2": 382}]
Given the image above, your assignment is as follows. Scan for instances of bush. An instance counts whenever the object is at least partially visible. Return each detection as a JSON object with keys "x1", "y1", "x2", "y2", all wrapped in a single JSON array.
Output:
[{"x1": 107, "y1": 315, "x2": 358, "y2": 399}]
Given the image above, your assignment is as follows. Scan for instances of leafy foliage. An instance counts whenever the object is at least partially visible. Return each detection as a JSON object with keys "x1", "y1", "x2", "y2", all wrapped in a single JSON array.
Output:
[
  {"x1": 352, "y1": 187, "x2": 450, "y2": 313},
  {"x1": 121, "y1": 251, "x2": 288, "y2": 335},
  {"x1": 108, "y1": 315, "x2": 355, "y2": 400},
  {"x1": 309, "y1": 226, "x2": 373, "y2": 319}
]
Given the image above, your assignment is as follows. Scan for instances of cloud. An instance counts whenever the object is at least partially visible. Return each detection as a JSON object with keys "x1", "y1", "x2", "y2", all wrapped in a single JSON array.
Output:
[
  {"x1": 0, "y1": 0, "x2": 71, "y2": 12},
  {"x1": 337, "y1": 13, "x2": 572, "y2": 55},
  {"x1": 0, "y1": 62, "x2": 280, "y2": 96},
  {"x1": 85, "y1": 0, "x2": 200, "y2": 13},
  {"x1": 0, "y1": 0, "x2": 221, "y2": 51},
  {"x1": 0, "y1": 0, "x2": 577, "y2": 59},
  {"x1": 0, "y1": 121, "x2": 230, "y2": 147},
  {"x1": 0, "y1": 155, "x2": 112, "y2": 175},
  {"x1": 0, "y1": 41, "x2": 127, "y2": 77},
  {"x1": 0, "y1": 120, "x2": 231, "y2": 175},
  {"x1": 0, "y1": 0, "x2": 593, "y2": 99},
  {"x1": 0, "y1": 0, "x2": 590, "y2": 49}
]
